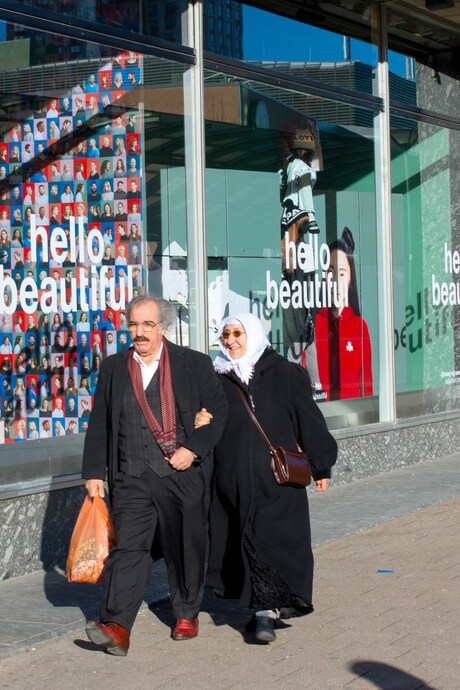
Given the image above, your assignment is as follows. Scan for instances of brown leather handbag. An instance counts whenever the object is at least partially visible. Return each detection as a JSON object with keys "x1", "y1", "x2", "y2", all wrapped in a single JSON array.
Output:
[{"x1": 234, "y1": 387, "x2": 311, "y2": 487}]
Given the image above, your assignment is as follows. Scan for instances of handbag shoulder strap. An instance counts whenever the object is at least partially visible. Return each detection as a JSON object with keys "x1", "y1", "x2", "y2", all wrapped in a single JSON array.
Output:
[{"x1": 234, "y1": 385, "x2": 275, "y2": 452}]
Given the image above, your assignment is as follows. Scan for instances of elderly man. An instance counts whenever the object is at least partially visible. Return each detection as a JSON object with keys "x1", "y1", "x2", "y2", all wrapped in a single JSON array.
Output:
[{"x1": 83, "y1": 295, "x2": 227, "y2": 656}]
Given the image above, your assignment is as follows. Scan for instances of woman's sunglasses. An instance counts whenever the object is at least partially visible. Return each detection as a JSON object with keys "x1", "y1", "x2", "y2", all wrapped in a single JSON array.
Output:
[{"x1": 221, "y1": 329, "x2": 245, "y2": 339}]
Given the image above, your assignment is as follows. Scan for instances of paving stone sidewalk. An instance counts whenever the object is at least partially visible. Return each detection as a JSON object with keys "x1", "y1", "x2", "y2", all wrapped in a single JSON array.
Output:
[{"x1": 0, "y1": 454, "x2": 459, "y2": 689}]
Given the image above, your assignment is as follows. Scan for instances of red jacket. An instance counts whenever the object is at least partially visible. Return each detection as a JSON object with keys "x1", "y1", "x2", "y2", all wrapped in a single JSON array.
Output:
[{"x1": 315, "y1": 306, "x2": 373, "y2": 401}]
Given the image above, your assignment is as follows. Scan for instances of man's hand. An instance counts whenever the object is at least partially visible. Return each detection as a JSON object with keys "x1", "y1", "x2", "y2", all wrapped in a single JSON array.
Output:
[
  {"x1": 86, "y1": 479, "x2": 105, "y2": 498},
  {"x1": 168, "y1": 447, "x2": 196, "y2": 471}
]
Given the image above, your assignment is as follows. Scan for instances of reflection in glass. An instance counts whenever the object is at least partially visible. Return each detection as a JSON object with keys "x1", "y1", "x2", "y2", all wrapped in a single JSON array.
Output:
[{"x1": 6, "y1": 0, "x2": 247, "y2": 55}]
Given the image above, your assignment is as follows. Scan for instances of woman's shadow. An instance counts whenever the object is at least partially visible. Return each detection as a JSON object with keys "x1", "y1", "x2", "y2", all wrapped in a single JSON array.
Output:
[{"x1": 349, "y1": 660, "x2": 439, "y2": 690}]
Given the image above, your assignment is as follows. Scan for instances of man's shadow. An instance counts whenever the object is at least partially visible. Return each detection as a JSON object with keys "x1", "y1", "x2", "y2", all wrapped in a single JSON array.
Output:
[
  {"x1": 40, "y1": 491, "x2": 170, "y2": 628},
  {"x1": 40, "y1": 485, "x2": 104, "y2": 621}
]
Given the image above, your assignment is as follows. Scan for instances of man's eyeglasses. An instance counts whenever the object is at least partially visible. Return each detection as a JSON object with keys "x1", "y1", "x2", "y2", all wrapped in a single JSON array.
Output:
[
  {"x1": 127, "y1": 320, "x2": 158, "y2": 332},
  {"x1": 221, "y1": 329, "x2": 245, "y2": 340}
]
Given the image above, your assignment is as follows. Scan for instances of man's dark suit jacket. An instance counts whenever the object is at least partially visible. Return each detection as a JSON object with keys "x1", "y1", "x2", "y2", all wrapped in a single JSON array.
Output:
[{"x1": 81, "y1": 340, "x2": 227, "y2": 495}]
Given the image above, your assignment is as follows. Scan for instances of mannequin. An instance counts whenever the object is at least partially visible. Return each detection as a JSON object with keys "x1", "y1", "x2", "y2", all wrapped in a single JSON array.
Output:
[
  {"x1": 279, "y1": 129, "x2": 321, "y2": 395},
  {"x1": 280, "y1": 128, "x2": 319, "y2": 241}
]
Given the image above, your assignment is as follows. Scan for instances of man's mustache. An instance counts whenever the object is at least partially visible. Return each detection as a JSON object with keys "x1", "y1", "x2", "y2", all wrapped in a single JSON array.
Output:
[{"x1": 134, "y1": 336, "x2": 149, "y2": 342}]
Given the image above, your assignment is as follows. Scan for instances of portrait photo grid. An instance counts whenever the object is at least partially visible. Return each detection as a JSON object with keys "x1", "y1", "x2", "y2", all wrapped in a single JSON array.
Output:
[{"x1": 0, "y1": 51, "x2": 144, "y2": 442}]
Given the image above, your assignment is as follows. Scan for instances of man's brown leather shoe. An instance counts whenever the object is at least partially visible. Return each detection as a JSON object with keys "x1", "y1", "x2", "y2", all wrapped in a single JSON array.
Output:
[
  {"x1": 172, "y1": 617, "x2": 199, "y2": 640},
  {"x1": 85, "y1": 620, "x2": 130, "y2": 656}
]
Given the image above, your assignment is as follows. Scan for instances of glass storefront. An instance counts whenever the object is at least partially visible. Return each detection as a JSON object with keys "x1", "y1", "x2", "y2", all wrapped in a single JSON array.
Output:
[
  {"x1": 0, "y1": 0, "x2": 459, "y2": 462},
  {"x1": 385, "y1": 9, "x2": 460, "y2": 419},
  {"x1": 391, "y1": 116, "x2": 460, "y2": 418},
  {"x1": 0, "y1": 23, "x2": 190, "y2": 443},
  {"x1": 201, "y1": 72, "x2": 380, "y2": 428}
]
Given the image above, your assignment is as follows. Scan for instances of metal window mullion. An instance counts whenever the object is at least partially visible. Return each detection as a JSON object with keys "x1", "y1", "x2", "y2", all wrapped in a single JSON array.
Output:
[
  {"x1": 375, "y1": 4, "x2": 396, "y2": 423},
  {"x1": 183, "y1": 0, "x2": 208, "y2": 353}
]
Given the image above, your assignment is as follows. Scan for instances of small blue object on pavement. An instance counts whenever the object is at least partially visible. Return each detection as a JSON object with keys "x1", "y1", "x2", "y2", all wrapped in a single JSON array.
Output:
[{"x1": 377, "y1": 569, "x2": 394, "y2": 573}]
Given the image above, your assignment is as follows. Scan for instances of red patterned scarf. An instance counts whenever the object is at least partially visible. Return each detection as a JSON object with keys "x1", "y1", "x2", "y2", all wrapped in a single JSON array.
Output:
[{"x1": 127, "y1": 342, "x2": 176, "y2": 458}]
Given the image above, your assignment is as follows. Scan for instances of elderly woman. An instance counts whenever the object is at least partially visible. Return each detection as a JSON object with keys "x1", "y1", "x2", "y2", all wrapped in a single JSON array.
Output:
[{"x1": 198, "y1": 313, "x2": 337, "y2": 644}]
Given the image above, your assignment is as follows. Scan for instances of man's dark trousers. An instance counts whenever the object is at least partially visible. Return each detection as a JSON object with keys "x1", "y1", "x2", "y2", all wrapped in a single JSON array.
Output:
[{"x1": 100, "y1": 465, "x2": 206, "y2": 633}]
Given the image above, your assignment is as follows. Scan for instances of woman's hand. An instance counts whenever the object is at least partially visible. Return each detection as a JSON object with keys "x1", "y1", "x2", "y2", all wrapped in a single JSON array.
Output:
[
  {"x1": 194, "y1": 408, "x2": 213, "y2": 429},
  {"x1": 315, "y1": 478, "x2": 329, "y2": 492}
]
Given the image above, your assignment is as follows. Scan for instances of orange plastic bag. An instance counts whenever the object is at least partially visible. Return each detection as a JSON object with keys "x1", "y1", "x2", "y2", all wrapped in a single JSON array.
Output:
[{"x1": 66, "y1": 495, "x2": 115, "y2": 584}]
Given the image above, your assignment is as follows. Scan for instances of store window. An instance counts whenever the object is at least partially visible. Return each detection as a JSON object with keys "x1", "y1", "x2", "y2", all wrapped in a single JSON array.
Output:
[
  {"x1": 0, "y1": 24, "x2": 190, "y2": 445},
  {"x1": 202, "y1": 70, "x2": 380, "y2": 429},
  {"x1": 391, "y1": 115, "x2": 460, "y2": 418},
  {"x1": 385, "y1": 8, "x2": 460, "y2": 418}
]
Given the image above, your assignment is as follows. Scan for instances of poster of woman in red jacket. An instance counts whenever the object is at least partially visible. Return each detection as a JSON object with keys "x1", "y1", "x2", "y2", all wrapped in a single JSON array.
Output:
[{"x1": 315, "y1": 227, "x2": 373, "y2": 401}]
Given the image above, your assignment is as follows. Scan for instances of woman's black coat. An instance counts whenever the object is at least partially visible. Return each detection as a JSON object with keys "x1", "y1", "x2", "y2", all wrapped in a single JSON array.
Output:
[{"x1": 207, "y1": 348, "x2": 337, "y2": 608}]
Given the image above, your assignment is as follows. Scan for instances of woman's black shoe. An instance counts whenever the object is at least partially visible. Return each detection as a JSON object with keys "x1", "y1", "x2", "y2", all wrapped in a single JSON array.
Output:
[{"x1": 255, "y1": 616, "x2": 276, "y2": 644}]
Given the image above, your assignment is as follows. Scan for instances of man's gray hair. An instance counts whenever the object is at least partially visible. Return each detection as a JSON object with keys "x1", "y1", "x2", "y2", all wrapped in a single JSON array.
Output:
[{"x1": 126, "y1": 295, "x2": 176, "y2": 329}]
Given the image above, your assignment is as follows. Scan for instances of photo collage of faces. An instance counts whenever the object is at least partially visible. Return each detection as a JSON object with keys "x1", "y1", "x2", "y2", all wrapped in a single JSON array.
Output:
[{"x1": 0, "y1": 52, "x2": 144, "y2": 443}]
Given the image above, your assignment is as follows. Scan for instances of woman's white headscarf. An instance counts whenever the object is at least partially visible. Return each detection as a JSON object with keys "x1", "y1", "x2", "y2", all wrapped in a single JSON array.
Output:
[{"x1": 213, "y1": 313, "x2": 270, "y2": 384}]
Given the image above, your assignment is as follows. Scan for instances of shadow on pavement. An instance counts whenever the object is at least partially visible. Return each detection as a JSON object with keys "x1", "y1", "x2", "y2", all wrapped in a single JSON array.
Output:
[
  {"x1": 39, "y1": 485, "x2": 101, "y2": 619},
  {"x1": 44, "y1": 569, "x2": 103, "y2": 620},
  {"x1": 148, "y1": 590, "x2": 294, "y2": 646},
  {"x1": 349, "y1": 660, "x2": 439, "y2": 690}
]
